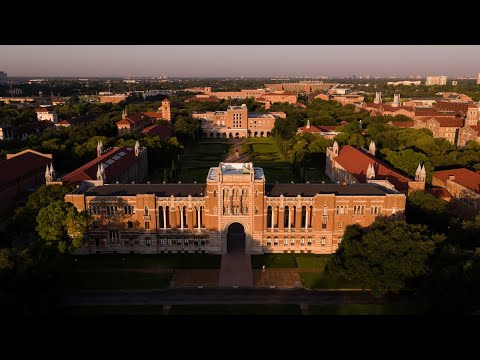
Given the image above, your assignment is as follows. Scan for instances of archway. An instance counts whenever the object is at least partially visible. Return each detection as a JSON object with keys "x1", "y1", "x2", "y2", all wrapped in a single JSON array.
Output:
[{"x1": 227, "y1": 222, "x2": 245, "y2": 254}]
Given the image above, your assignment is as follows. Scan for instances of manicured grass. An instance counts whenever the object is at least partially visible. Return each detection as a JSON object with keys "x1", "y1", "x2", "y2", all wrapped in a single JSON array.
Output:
[
  {"x1": 169, "y1": 304, "x2": 302, "y2": 315},
  {"x1": 67, "y1": 271, "x2": 172, "y2": 290},
  {"x1": 59, "y1": 253, "x2": 221, "y2": 270},
  {"x1": 295, "y1": 254, "x2": 331, "y2": 268},
  {"x1": 246, "y1": 137, "x2": 294, "y2": 183},
  {"x1": 251, "y1": 254, "x2": 297, "y2": 268},
  {"x1": 300, "y1": 272, "x2": 362, "y2": 289},
  {"x1": 251, "y1": 254, "x2": 331, "y2": 269},
  {"x1": 62, "y1": 305, "x2": 166, "y2": 316},
  {"x1": 178, "y1": 141, "x2": 231, "y2": 183},
  {"x1": 308, "y1": 303, "x2": 420, "y2": 315}
]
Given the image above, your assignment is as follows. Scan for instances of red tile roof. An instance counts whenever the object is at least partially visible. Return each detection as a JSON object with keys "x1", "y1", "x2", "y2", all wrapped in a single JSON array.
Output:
[
  {"x1": 34, "y1": 107, "x2": 49, "y2": 113},
  {"x1": 388, "y1": 121, "x2": 414, "y2": 128},
  {"x1": 185, "y1": 97, "x2": 221, "y2": 103},
  {"x1": 62, "y1": 147, "x2": 139, "y2": 186},
  {"x1": 142, "y1": 124, "x2": 173, "y2": 140},
  {"x1": 431, "y1": 117, "x2": 464, "y2": 127},
  {"x1": 381, "y1": 105, "x2": 414, "y2": 112},
  {"x1": 294, "y1": 102, "x2": 307, "y2": 108},
  {"x1": 116, "y1": 113, "x2": 149, "y2": 125},
  {"x1": 433, "y1": 168, "x2": 480, "y2": 193},
  {"x1": 339, "y1": 121, "x2": 350, "y2": 126},
  {"x1": 365, "y1": 103, "x2": 382, "y2": 108},
  {"x1": 434, "y1": 100, "x2": 469, "y2": 113},
  {"x1": 0, "y1": 150, "x2": 52, "y2": 187},
  {"x1": 142, "y1": 111, "x2": 164, "y2": 119},
  {"x1": 414, "y1": 109, "x2": 457, "y2": 118},
  {"x1": 333, "y1": 145, "x2": 412, "y2": 191}
]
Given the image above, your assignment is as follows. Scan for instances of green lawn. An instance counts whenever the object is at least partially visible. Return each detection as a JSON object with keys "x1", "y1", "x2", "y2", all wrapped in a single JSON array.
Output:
[
  {"x1": 251, "y1": 254, "x2": 331, "y2": 269},
  {"x1": 251, "y1": 254, "x2": 297, "y2": 268},
  {"x1": 177, "y1": 141, "x2": 231, "y2": 183},
  {"x1": 66, "y1": 271, "x2": 172, "y2": 290},
  {"x1": 62, "y1": 305, "x2": 167, "y2": 316},
  {"x1": 300, "y1": 272, "x2": 362, "y2": 289},
  {"x1": 246, "y1": 137, "x2": 294, "y2": 183},
  {"x1": 308, "y1": 303, "x2": 420, "y2": 315},
  {"x1": 58, "y1": 253, "x2": 221, "y2": 270},
  {"x1": 169, "y1": 304, "x2": 302, "y2": 315}
]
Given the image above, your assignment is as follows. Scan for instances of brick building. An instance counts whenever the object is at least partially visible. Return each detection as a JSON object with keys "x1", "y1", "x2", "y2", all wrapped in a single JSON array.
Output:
[
  {"x1": 457, "y1": 125, "x2": 480, "y2": 147},
  {"x1": 413, "y1": 117, "x2": 464, "y2": 144},
  {"x1": 65, "y1": 162, "x2": 406, "y2": 255},
  {"x1": 432, "y1": 168, "x2": 480, "y2": 217},
  {"x1": 326, "y1": 141, "x2": 425, "y2": 194},
  {"x1": 60, "y1": 141, "x2": 148, "y2": 186},
  {"x1": 0, "y1": 149, "x2": 52, "y2": 219},
  {"x1": 35, "y1": 107, "x2": 58, "y2": 123},
  {"x1": 192, "y1": 104, "x2": 278, "y2": 138}
]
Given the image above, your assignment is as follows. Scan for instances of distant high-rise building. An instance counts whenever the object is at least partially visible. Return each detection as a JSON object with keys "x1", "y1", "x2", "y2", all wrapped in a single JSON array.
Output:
[
  {"x1": 452, "y1": 80, "x2": 458, "y2": 86},
  {"x1": 477, "y1": 73, "x2": 480, "y2": 85},
  {"x1": 425, "y1": 76, "x2": 447, "y2": 86},
  {"x1": 0, "y1": 71, "x2": 7, "y2": 84}
]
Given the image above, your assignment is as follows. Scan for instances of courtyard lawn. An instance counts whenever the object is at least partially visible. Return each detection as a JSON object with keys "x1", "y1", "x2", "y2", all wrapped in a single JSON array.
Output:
[
  {"x1": 177, "y1": 140, "x2": 231, "y2": 183},
  {"x1": 251, "y1": 254, "x2": 297, "y2": 269},
  {"x1": 66, "y1": 271, "x2": 172, "y2": 290},
  {"x1": 251, "y1": 253, "x2": 331, "y2": 269},
  {"x1": 58, "y1": 253, "x2": 221, "y2": 270},
  {"x1": 294, "y1": 254, "x2": 332, "y2": 268},
  {"x1": 169, "y1": 304, "x2": 302, "y2": 315},
  {"x1": 62, "y1": 306, "x2": 167, "y2": 316},
  {"x1": 246, "y1": 137, "x2": 294, "y2": 183},
  {"x1": 300, "y1": 272, "x2": 362, "y2": 289},
  {"x1": 308, "y1": 302, "x2": 420, "y2": 315}
]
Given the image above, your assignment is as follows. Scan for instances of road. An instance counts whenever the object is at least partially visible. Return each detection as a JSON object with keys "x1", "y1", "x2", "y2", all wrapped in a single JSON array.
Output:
[{"x1": 62, "y1": 288, "x2": 400, "y2": 307}]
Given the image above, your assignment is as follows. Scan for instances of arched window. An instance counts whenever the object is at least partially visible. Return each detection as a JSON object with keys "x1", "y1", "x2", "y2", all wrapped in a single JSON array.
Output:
[
  {"x1": 144, "y1": 206, "x2": 149, "y2": 216},
  {"x1": 323, "y1": 205, "x2": 327, "y2": 216},
  {"x1": 158, "y1": 206, "x2": 164, "y2": 228},
  {"x1": 291, "y1": 237, "x2": 295, "y2": 246},
  {"x1": 267, "y1": 206, "x2": 273, "y2": 228},
  {"x1": 273, "y1": 237, "x2": 278, "y2": 245},
  {"x1": 284, "y1": 237, "x2": 288, "y2": 246},
  {"x1": 213, "y1": 190, "x2": 217, "y2": 198},
  {"x1": 266, "y1": 237, "x2": 271, "y2": 246}
]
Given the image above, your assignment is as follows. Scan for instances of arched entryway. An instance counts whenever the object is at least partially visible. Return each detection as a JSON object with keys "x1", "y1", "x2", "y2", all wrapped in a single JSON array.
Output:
[{"x1": 227, "y1": 222, "x2": 245, "y2": 254}]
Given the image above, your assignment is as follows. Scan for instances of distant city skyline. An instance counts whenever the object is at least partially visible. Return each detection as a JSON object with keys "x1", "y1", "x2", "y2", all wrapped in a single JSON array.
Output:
[{"x1": 1, "y1": 45, "x2": 480, "y2": 78}]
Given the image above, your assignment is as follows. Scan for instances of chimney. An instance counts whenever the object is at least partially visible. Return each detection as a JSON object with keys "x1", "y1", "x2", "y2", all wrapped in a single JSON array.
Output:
[{"x1": 448, "y1": 175, "x2": 455, "y2": 181}]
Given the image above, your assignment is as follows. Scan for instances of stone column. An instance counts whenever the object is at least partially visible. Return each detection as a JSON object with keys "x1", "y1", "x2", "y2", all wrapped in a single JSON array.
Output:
[
  {"x1": 271, "y1": 208, "x2": 274, "y2": 231},
  {"x1": 163, "y1": 209, "x2": 167, "y2": 230},
  {"x1": 279, "y1": 208, "x2": 285, "y2": 230},
  {"x1": 180, "y1": 207, "x2": 184, "y2": 231},
  {"x1": 197, "y1": 208, "x2": 201, "y2": 231},
  {"x1": 288, "y1": 208, "x2": 291, "y2": 231},
  {"x1": 187, "y1": 208, "x2": 194, "y2": 230},
  {"x1": 305, "y1": 207, "x2": 308, "y2": 231},
  {"x1": 295, "y1": 207, "x2": 301, "y2": 231}
]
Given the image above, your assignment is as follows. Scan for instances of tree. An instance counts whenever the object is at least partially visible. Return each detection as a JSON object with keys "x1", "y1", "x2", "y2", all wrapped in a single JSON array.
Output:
[
  {"x1": 65, "y1": 207, "x2": 91, "y2": 250},
  {"x1": 406, "y1": 191, "x2": 450, "y2": 233},
  {"x1": 36, "y1": 200, "x2": 69, "y2": 251},
  {"x1": 326, "y1": 221, "x2": 440, "y2": 297}
]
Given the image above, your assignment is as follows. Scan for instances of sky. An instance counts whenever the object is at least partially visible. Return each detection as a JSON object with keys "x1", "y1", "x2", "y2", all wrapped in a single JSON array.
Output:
[{"x1": 1, "y1": 45, "x2": 480, "y2": 78}]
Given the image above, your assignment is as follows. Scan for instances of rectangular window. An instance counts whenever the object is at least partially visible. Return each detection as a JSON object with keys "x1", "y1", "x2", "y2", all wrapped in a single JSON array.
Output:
[
  {"x1": 291, "y1": 237, "x2": 295, "y2": 246},
  {"x1": 321, "y1": 237, "x2": 326, "y2": 246},
  {"x1": 273, "y1": 237, "x2": 278, "y2": 245},
  {"x1": 266, "y1": 237, "x2": 271, "y2": 246},
  {"x1": 322, "y1": 216, "x2": 327, "y2": 229},
  {"x1": 145, "y1": 221, "x2": 150, "y2": 229},
  {"x1": 146, "y1": 238, "x2": 151, "y2": 246},
  {"x1": 300, "y1": 237, "x2": 305, "y2": 245},
  {"x1": 127, "y1": 221, "x2": 133, "y2": 229},
  {"x1": 124, "y1": 205, "x2": 134, "y2": 215},
  {"x1": 93, "y1": 221, "x2": 99, "y2": 229},
  {"x1": 109, "y1": 229, "x2": 119, "y2": 241},
  {"x1": 284, "y1": 237, "x2": 288, "y2": 246}
]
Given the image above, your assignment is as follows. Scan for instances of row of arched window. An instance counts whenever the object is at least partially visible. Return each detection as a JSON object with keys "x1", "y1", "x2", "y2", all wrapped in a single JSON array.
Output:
[{"x1": 265, "y1": 236, "x2": 327, "y2": 246}]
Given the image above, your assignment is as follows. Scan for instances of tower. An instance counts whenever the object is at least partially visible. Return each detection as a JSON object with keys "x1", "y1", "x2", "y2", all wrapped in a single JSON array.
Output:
[
  {"x1": 332, "y1": 140, "x2": 339, "y2": 156},
  {"x1": 477, "y1": 73, "x2": 480, "y2": 85},
  {"x1": 466, "y1": 106, "x2": 479, "y2": 127},
  {"x1": 134, "y1": 140, "x2": 140, "y2": 157},
  {"x1": 306, "y1": 119, "x2": 311, "y2": 129},
  {"x1": 161, "y1": 98, "x2": 171, "y2": 121},
  {"x1": 97, "y1": 140, "x2": 103, "y2": 157},
  {"x1": 374, "y1": 92, "x2": 382, "y2": 104},
  {"x1": 368, "y1": 141, "x2": 376, "y2": 156},
  {"x1": 392, "y1": 94, "x2": 401, "y2": 107},
  {"x1": 45, "y1": 165, "x2": 51, "y2": 182},
  {"x1": 415, "y1": 163, "x2": 426, "y2": 182},
  {"x1": 122, "y1": 108, "x2": 127, "y2": 120},
  {"x1": 97, "y1": 163, "x2": 106, "y2": 182},
  {"x1": 49, "y1": 163, "x2": 56, "y2": 181},
  {"x1": 366, "y1": 163, "x2": 375, "y2": 180}
]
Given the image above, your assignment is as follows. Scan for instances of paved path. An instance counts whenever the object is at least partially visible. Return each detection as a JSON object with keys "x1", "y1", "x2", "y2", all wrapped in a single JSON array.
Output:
[
  {"x1": 62, "y1": 288, "x2": 386, "y2": 307},
  {"x1": 224, "y1": 138, "x2": 249, "y2": 163},
  {"x1": 218, "y1": 253, "x2": 253, "y2": 287}
]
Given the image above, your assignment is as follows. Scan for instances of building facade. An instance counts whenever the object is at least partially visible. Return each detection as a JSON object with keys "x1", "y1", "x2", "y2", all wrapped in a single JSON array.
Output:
[
  {"x1": 413, "y1": 117, "x2": 464, "y2": 144},
  {"x1": 65, "y1": 162, "x2": 406, "y2": 255},
  {"x1": 35, "y1": 107, "x2": 58, "y2": 123},
  {"x1": 425, "y1": 76, "x2": 447, "y2": 86},
  {"x1": 192, "y1": 104, "x2": 278, "y2": 138},
  {"x1": 457, "y1": 125, "x2": 480, "y2": 147}
]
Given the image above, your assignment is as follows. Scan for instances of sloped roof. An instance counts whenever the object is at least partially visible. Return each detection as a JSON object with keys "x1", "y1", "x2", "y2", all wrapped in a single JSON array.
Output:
[
  {"x1": 142, "y1": 124, "x2": 173, "y2": 140},
  {"x1": 333, "y1": 145, "x2": 413, "y2": 191},
  {"x1": 388, "y1": 121, "x2": 414, "y2": 128},
  {"x1": 433, "y1": 168, "x2": 480, "y2": 193},
  {"x1": 430, "y1": 117, "x2": 464, "y2": 127},
  {"x1": 0, "y1": 150, "x2": 52, "y2": 187},
  {"x1": 62, "y1": 147, "x2": 139, "y2": 185}
]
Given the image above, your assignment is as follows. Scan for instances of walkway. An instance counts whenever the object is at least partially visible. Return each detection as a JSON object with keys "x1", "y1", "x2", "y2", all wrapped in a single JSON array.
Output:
[
  {"x1": 224, "y1": 138, "x2": 250, "y2": 163},
  {"x1": 218, "y1": 252, "x2": 253, "y2": 287}
]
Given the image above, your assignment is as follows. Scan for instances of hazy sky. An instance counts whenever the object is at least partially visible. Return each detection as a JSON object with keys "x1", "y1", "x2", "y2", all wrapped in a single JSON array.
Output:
[{"x1": 1, "y1": 45, "x2": 479, "y2": 78}]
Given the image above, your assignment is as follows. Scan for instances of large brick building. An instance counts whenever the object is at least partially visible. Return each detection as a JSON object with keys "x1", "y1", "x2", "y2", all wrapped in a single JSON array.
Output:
[
  {"x1": 192, "y1": 104, "x2": 279, "y2": 138},
  {"x1": 0, "y1": 149, "x2": 52, "y2": 219},
  {"x1": 457, "y1": 125, "x2": 480, "y2": 147},
  {"x1": 65, "y1": 162, "x2": 406, "y2": 255},
  {"x1": 326, "y1": 141, "x2": 426, "y2": 194}
]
